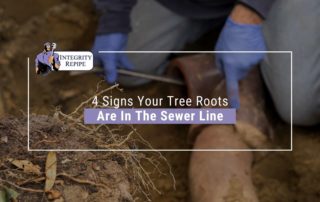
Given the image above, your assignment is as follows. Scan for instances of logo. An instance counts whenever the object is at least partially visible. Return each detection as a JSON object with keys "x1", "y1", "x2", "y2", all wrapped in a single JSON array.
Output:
[
  {"x1": 35, "y1": 42, "x2": 93, "y2": 76},
  {"x1": 35, "y1": 42, "x2": 60, "y2": 75}
]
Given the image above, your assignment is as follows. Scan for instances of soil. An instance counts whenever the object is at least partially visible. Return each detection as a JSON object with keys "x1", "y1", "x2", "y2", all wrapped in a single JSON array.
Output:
[
  {"x1": 0, "y1": 115, "x2": 171, "y2": 201},
  {"x1": 1, "y1": 119, "x2": 128, "y2": 201},
  {"x1": 0, "y1": 0, "x2": 319, "y2": 202}
]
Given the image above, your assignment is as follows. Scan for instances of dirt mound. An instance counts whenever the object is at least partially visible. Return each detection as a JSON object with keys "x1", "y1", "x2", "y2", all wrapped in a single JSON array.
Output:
[
  {"x1": 0, "y1": 112, "x2": 174, "y2": 201},
  {"x1": 0, "y1": 0, "x2": 97, "y2": 116},
  {"x1": 252, "y1": 127, "x2": 320, "y2": 202}
]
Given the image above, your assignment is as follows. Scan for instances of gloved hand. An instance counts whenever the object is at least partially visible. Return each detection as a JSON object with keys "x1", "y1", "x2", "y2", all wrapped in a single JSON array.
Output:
[
  {"x1": 215, "y1": 17, "x2": 266, "y2": 108},
  {"x1": 92, "y1": 33, "x2": 134, "y2": 83}
]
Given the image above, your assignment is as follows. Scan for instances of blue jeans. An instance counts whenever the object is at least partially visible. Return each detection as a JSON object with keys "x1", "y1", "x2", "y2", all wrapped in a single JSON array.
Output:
[
  {"x1": 123, "y1": 0, "x2": 320, "y2": 125},
  {"x1": 262, "y1": 0, "x2": 320, "y2": 125}
]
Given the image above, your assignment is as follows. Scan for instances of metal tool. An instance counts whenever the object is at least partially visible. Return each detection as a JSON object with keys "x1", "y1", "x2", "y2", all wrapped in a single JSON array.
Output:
[
  {"x1": 86, "y1": 67, "x2": 186, "y2": 86},
  {"x1": 116, "y1": 69, "x2": 185, "y2": 86},
  {"x1": 71, "y1": 66, "x2": 222, "y2": 86},
  {"x1": 70, "y1": 57, "x2": 222, "y2": 86}
]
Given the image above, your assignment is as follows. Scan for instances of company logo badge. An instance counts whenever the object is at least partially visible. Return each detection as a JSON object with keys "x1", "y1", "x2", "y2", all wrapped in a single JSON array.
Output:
[{"x1": 35, "y1": 42, "x2": 93, "y2": 76}]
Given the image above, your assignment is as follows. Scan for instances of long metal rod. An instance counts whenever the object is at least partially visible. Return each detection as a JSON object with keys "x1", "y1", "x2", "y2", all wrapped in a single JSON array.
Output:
[
  {"x1": 116, "y1": 69, "x2": 185, "y2": 86},
  {"x1": 74, "y1": 67, "x2": 221, "y2": 86},
  {"x1": 88, "y1": 67, "x2": 185, "y2": 86}
]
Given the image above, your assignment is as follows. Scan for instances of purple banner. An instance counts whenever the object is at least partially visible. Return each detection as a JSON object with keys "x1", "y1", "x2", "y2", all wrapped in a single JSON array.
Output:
[{"x1": 84, "y1": 108, "x2": 236, "y2": 125}]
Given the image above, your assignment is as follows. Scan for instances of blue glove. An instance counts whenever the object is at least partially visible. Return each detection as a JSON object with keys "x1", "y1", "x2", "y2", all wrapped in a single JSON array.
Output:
[
  {"x1": 92, "y1": 33, "x2": 134, "y2": 83},
  {"x1": 215, "y1": 17, "x2": 266, "y2": 108}
]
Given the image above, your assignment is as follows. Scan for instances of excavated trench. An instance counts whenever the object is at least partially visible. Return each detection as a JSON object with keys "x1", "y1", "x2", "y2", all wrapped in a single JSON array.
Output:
[{"x1": 0, "y1": 0, "x2": 319, "y2": 201}]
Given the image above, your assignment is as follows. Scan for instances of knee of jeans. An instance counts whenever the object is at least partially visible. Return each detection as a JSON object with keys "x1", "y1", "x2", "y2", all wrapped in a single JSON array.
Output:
[{"x1": 276, "y1": 93, "x2": 320, "y2": 126}]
